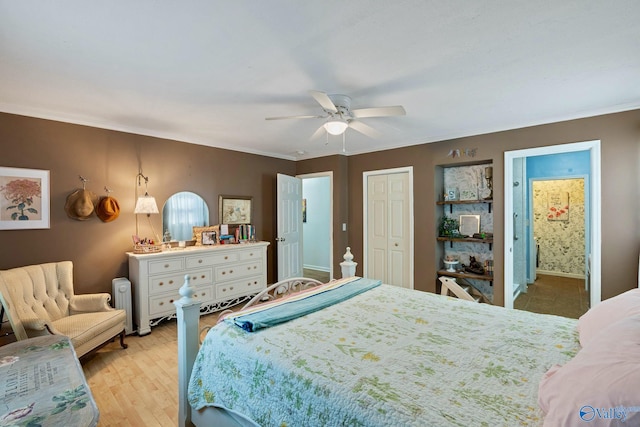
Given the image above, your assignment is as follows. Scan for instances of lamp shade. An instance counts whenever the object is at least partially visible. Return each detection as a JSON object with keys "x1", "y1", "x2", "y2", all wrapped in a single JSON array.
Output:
[
  {"x1": 324, "y1": 119, "x2": 349, "y2": 135},
  {"x1": 134, "y1": 195, "x2": 159, "y2": 214}
]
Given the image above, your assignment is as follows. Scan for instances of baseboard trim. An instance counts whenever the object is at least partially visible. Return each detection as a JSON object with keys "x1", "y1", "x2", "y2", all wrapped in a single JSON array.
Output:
[
  {"x1": 536, "y1": 270, "x2": 585, "y2": 280},
  {"x1": 303, "y1": 264, "x2": 330, "y2": 273}
]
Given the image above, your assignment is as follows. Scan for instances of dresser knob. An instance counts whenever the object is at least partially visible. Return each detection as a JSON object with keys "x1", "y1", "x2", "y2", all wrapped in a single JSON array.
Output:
[
  {"x1": 201, "y1": 275, "x2": 205, "y2": 279},
  {"x1": 159, "y1": 282, "x2": 164, "y2": 286},
  {"x1": 230, "y1": 286, "x2": 234, "y2": 291},
  {"x1": 230, "y1": 270, "x2": 233, "y2": 274},
  {"x1": 169, "y1": 299, "x2": 174, "y2": 304},
  {"x1": 198, "y1": 259, "x2": 203, "y2": 263},
  {"x1": 164, "y1": 264, "x2": 169, "y2": 268},
  {"x1": 222, "y1": 271, "x2": 226, "y2": 275},
  {"x1": 247, "y1": 266, "x2": 251, "y2": 270},
  {"x1": 192, "y1": 276, "x2": 197, "y2": 281},
  {"x1": 159, "y1": 302, "x2": 164, "y2": 306},
  {"x1": 224, "y1": 256, "x2": 228, "y2": 260},
  {"x1": 169, "y1": 280, "x2": 174, "y2": 285}
]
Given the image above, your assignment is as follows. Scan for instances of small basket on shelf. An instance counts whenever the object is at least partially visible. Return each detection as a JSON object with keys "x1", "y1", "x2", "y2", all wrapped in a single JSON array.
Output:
[{"x1": 133, "y1": 244, "x2": 162, "y2": 254}]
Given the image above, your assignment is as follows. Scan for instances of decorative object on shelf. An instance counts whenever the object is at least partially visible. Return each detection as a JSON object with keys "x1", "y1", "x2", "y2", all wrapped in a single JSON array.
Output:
[
  {"x1": 219, "y1": 195, "x2": 252, "y2": 225},
  {"x1": 484, "y1": 259, "x2": 494, "y2": 276},
  {"x1": 446, "y1": 148, "x2": 477, "y2": 158},
  {"x1": 459, "y1": 214, "x2": 480, "y2": 237},
  {"x1": 65, "y1": 176, "x2": 98, "y2": 221},
  {"x1": 484, "y1": 166, "x2": 493, "y2": 200},
  {"x1": 445, "y1": 187, "x2": 459, "y2": 201},
  {"x1": 134, "y1": 171, "x2": 160, "y2": 244},
  {"x1": 0, "y1": 166, "x2": 50, "y2": 229},
  {"x1": 547, "y1": 191, "x2": 569, "y2": 221},
  {"x1": 459, "y1": 187, "x2": 477, "y2": 201},
  {"x1": 464, "y1": 256, "x2": 485, "y2": 275},
  {"x1": 96, "y1": 187, "x2": 120, "y2": 223},
  {"x1": 439, "y1": 216, "x2": 460, "y2": 237},
  {"x1": 443, "y1": 255, "x2": 459, "y2": 272}
]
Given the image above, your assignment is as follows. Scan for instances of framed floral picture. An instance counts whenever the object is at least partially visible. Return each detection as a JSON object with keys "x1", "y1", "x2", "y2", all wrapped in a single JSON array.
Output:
[
  {"x1": 547, "y1": 192, "x2": 569, "y2": 221},
  {"x1": 0, "y1": 167, "x2": 50, "y2": 230}
]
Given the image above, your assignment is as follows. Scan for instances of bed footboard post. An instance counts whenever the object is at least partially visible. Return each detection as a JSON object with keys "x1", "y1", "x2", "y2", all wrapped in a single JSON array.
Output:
[
  {"x1": 340, "y1": 247, "x2": 357, "y2": 278},
  {"x1": 174, "y1": 274, "x2": 202, "y2": 427}
]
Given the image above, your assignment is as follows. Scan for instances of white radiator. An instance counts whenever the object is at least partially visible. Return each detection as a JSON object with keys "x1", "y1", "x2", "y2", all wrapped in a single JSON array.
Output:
[{"x1": 112, "y1": 277, "x2": 133, "y2": 335}]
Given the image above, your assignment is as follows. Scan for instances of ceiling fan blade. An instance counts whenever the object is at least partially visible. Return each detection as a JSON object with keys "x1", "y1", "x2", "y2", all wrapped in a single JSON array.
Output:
[
  {"x1": 352, "y1": 105, "x2": 406, "y2": 118},
  {"x1": 349, "y1": 120, "x2": 381, "y2": 138},
  {"x1": 309, "y1": 90, "x2": 338, "y2": 113},
  {"x1": 310, "y1": 125, "x2": 326, "y2": 140},
  {"x1": 265, "y1": 114, "x2": 325, "y2": 120}
]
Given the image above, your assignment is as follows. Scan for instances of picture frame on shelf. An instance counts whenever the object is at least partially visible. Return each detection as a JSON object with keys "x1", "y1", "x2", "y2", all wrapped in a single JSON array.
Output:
[
  {"x1": 459, "y1": 214, "x2": 480, "y2": 237},
  {"x1": 459, "y1": 187, "x2": 478, "y2": 201},
  {"x1": 445, "y1": 188, "x2": 459, "y2": 201},
  {"x1": 219, "y1": 195, "x2": 252, "y2": 225},
  {"x1": 202, "y1": 230, "x2": 217, "y2": 245},
  {"x1": 0, "y1": 167, "x2": 50, "y2": 230},
  {"x1": 193, "y1": 225, "x2": 219, "y2": 245}
]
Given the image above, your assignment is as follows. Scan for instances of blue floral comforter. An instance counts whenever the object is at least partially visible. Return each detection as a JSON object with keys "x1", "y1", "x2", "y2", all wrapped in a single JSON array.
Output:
[{"x1": 189, "y1": 284, "x2": 579, "y2": 426}]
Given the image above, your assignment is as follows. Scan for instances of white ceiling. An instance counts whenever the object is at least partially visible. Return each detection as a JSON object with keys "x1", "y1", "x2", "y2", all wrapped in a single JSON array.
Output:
[{"x1": 2, "y1": 1, "x2": 639, "y2": 160}]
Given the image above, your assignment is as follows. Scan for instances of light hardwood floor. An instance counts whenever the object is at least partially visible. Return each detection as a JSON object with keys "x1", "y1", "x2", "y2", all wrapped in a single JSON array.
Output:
[{"x1": 81, "y1": 312, "x2": 222, "y2": 426}]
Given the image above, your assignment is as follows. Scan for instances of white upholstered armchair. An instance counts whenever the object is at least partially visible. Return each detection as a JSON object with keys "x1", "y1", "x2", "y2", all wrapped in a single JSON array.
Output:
[{"x1": 0, "y1": 261, "x2": 127, "y2": 358}]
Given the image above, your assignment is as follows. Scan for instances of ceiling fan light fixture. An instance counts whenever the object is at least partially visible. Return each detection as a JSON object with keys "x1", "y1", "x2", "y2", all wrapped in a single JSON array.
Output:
[{"x1": 323, "y1": 119, "x2": 349, "y2": 135}]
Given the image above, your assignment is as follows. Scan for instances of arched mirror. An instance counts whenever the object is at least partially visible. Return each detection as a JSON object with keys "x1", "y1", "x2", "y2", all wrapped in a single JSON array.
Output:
[{"x1": 162, "y1": 192, "x2": 209, "y2": 242}]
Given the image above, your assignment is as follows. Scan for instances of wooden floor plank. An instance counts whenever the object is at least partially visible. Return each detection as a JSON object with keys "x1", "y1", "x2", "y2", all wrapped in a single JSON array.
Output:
[{"x1": 82, "y1": 311, "x2": 223, "y2": 426}]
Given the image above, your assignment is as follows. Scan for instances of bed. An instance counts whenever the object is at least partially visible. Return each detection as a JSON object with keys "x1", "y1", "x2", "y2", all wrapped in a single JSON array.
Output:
[{"x1": 175, "y1": 251, "x2": 640, "y2": 427}]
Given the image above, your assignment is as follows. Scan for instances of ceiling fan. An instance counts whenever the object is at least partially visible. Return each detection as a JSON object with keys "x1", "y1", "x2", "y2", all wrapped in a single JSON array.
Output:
[{"x1": 266, "y1": 90, "x2": 406, "y2": 139}]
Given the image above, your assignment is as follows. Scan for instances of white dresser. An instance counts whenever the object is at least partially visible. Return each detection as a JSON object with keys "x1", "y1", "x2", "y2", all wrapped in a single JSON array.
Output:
[{"x1": 127, "y1": 241, "x2": 269, "y2": 335}]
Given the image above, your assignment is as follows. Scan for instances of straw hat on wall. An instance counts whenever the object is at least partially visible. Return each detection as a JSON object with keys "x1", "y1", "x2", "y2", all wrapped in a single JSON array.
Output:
[{"x1": 65, "y1": 189, "x2": 98, "y2": 220}]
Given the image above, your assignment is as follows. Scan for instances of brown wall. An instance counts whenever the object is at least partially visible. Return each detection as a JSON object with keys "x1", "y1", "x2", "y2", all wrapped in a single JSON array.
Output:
[
  {"x1": 1, "y1": 109, "x2": 639, "y2": 305},
  {"x1": 343, "y1": 110, "x2": 640, "y2": 305},
  {"x1": 0, "y1": 113, "x2": 296, "y2": 293}
]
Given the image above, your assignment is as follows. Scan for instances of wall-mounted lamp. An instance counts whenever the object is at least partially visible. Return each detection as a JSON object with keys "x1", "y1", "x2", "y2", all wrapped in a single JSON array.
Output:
[
  {"x1": 323, "y1": 118, "x2": 349, "y2": 135},
  {"x1": 134, "y1": 172, "x2": 159, "y2": 243}
]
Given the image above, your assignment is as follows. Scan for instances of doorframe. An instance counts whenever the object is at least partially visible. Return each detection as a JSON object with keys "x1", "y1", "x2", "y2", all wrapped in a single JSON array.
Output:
[
  {"x1": 362, "y1": 166, "x2": 414, "y2": 289},
  {"x1": 297, "y1": 171, "x2": 334, "y2": 280},
  {"x1": 504, "y1": 140, "x2": 601, "y2": 309}
]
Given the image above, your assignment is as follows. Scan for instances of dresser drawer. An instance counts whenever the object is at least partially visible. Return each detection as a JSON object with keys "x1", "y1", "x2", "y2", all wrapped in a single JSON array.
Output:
[
  {"x1": 186, "y1": 252, "x2": 240, "y2": 269},
  {"x1": 216, "y1": 276, "x2": 265, "y2": 299},
  {"x1": 149, "y1": 285, "x2": 214, "y2": 316},
  {"x1": 149, "y1": 269, "x2": 212, "y2": 295},
  {"x1": 149, "y1": 258, "x2": 184, "y2": 275},
  {"x1": 215, "y1": 260, "x2": 263, "y2": 282},
  {"x1": 238, "y1": 248, "x2": 264, "y2": 261}
]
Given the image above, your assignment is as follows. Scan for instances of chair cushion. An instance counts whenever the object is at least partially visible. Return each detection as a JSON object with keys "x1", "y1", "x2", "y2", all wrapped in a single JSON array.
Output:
[{"x1": 52, "y1": 310, "x2": 126, "y2": 354}]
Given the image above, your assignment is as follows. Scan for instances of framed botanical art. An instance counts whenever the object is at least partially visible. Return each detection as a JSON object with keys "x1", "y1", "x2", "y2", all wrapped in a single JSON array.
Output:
[
  {"x1": 219, "y1": 195, "x2": 252, "y2": 225},
  {"x1": 0, "y1": 167, "x2": 50, "y2": 230}
]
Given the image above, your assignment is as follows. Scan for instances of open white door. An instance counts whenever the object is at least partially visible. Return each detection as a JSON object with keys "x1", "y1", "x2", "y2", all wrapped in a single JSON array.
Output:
[{"x1": 277, "y1": 173, "x2": 303, "y2": 280}]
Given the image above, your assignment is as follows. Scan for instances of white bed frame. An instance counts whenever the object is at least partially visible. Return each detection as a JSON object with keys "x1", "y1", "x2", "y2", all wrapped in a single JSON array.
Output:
[{"x1": 175, "y1": 248, "x2": 358, "y2": 427}]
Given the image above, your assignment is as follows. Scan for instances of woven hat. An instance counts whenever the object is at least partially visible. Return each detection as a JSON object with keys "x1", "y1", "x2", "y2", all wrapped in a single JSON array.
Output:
[
  {"x1": 96, "y1": 196, "x2": 120, "y2": 222},
  {"x1": 65, "y1": 189, "x2": 98, "y2": 221}
]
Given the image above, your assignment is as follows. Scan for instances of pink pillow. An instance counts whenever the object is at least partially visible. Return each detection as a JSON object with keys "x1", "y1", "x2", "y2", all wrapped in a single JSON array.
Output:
[
  {"x1": 539, "y1": 315, "x2": 640, "y2": 426},
  {"x1": 577, "y1": 288, "x2": 640, "y2": 347}
]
